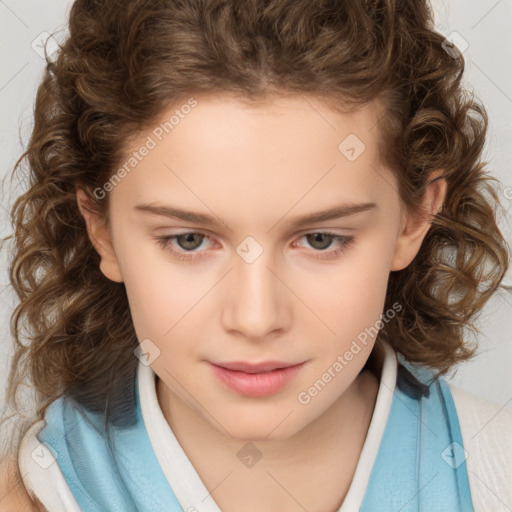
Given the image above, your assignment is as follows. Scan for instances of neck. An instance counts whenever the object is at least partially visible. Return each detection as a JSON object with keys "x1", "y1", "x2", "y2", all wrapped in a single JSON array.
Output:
[{"x1": 156, "y1": 343, "x2": 385, "y2": 510}]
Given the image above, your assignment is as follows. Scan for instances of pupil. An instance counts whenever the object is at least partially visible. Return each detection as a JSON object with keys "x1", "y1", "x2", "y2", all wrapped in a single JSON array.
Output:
[
  {"x1": 308, "y1": 233, "x2": 331, "y2": 250},
  {"x1": 180, "y1": 233, "x2": 201, "y2": 250}
]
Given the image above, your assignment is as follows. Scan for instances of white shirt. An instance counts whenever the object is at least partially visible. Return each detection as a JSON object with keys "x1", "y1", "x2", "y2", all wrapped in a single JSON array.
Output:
[{"x1": 18, "y1": 342, "x2": 512, "y2": 511}]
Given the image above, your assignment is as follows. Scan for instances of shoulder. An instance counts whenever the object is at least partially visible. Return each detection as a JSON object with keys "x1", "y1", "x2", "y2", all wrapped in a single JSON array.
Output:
[
  {"x1": 449, "y1": 382, "x2": 512, "y2": 438},
  {"x1": 15, "y1": 418, "x2": 81, "y2": 512},
  {"x1": 448, "y1": 383, "x2": 512, "y2": 511},
  {"x1": 0, "y1": 454, "x2": 43, "y2": 511}
]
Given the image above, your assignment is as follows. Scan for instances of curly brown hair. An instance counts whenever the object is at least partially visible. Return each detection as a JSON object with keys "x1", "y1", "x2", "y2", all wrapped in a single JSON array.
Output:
[{"x1": 1, "y1": 0, "x2": 509, "y2": 464}]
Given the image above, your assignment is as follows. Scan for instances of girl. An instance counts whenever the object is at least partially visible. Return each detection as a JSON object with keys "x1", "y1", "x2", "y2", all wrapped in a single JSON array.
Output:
[{"x1": 1, "y1": 0, "x2": 511, "y2": 510}]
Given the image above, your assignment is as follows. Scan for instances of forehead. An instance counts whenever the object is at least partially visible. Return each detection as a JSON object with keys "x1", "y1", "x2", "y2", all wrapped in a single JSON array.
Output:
[
  {"x1": 150, "y1": 92, "x2": 383, "y2": 146},
  {"x1": 110, "y1": 93, "x2": 395, "y2": 220}
]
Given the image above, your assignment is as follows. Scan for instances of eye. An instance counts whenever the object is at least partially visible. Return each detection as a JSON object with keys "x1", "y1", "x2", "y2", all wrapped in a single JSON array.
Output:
[
  {"x1": 294, "y1": 232, "x2": 355, "y2": 260},
  {"x1": 154, "y1": 231, "x2": 355, "y2": 261},
  {"x1": 154, "y1": 232, "x2": 214, "y2": 261}
]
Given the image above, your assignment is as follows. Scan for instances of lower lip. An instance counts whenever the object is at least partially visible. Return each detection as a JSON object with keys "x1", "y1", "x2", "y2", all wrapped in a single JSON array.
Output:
[{"x1": 209, "y1": 362, "x2": 306, "y2": 397}]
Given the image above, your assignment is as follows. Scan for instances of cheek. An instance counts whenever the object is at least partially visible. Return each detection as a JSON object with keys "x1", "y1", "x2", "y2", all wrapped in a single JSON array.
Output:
[
  {"x1": 117, "y1": 221, "x2": 396, "y2": 351},
  {"x1": 115, "y1": 238, "x2": 209, "y2": 349},
  {"x1": 294, "y1": 249, "x2": 392, "y2": 411},
  {"x1": 345, "y1": 250, "x2": 392, "y2": 317},
  {"x1": 302, "y1": 237, "x2": 394, "y2": 339}
]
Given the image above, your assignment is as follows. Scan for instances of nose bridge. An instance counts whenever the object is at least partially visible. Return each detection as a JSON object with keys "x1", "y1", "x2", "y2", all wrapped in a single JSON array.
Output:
[{"x1": 223, "y1": 237, "x2": 285, "y2": 337}]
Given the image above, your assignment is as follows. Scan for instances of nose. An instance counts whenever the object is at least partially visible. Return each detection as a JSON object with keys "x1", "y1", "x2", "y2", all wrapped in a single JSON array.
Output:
[{"x1": 221, "y1": 247, "x2": 290, "y2": 341}]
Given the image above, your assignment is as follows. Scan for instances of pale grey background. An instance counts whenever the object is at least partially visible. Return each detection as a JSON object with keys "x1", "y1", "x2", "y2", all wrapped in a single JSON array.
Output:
[{"x1": 1, "y1": 0, "x2": 511, "y2": 434}]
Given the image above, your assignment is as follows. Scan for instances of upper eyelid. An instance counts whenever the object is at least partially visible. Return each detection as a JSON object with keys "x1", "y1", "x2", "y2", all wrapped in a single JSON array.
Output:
[
  {"x1": 160, "y1": 227, "x2": 353, "y2": 237},
  {"x1": 165, "y1": 229, "x2": 350, "y2": 240},
  {"x1": 164, "y1": 230, "x2": 352, "y2": 249}
]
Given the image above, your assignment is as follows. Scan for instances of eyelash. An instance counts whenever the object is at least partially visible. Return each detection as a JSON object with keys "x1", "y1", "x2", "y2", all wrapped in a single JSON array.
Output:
[{"x1": 154, "y1": 231, "x2": 355, "y2": 261}]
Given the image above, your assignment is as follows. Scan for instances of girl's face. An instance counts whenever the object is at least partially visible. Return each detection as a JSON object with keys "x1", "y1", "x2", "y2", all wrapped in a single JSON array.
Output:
[{"x1": 81, "y1": 93, "x2": 442, "y2": 440}]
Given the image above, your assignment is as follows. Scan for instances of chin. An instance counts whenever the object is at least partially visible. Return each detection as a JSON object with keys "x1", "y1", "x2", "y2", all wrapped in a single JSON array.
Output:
[{"x1": 212, "y1": 408, "x2": 307, "y2": 442}]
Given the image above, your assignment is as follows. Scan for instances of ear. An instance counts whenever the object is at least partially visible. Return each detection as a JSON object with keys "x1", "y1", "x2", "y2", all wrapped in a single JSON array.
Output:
[
  {"x1": 390, "y1": 170, "x2": 447, "y2": 271},
  {"x1": 76, "y1": 187, "x2": 124, "y2": 283}
]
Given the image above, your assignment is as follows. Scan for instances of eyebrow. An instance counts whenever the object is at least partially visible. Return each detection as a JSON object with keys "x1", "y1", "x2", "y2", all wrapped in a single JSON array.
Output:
[{"x1": 134, "y1": 201, "x2": 377, "y2": 229}]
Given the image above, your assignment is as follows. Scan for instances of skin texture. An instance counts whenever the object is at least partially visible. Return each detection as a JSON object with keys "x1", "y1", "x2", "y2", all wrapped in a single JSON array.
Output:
[
  {"x1": 0, "y1": 456, "x2": 44, "y2": 511},
  {"x1": 77, "y1": 93, "x2": 446, "y2": 511}
]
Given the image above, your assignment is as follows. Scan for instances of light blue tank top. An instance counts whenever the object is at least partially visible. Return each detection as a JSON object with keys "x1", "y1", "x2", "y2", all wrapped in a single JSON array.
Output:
[{"x1": 37, "y1": 355, "x2": 474, "y2": 511}]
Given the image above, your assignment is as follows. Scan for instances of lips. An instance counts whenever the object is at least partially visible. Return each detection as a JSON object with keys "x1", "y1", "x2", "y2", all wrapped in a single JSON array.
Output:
[
  {"x1": 209, "y1": 360, "x2": 306, "y2": 397},
  {"x1": 212, "y1": 360, "x2": 302, "y2": 373}
]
